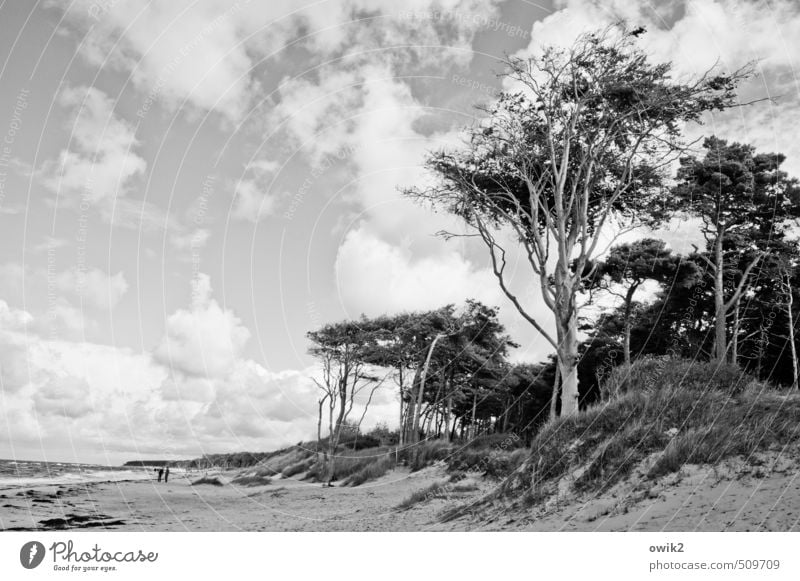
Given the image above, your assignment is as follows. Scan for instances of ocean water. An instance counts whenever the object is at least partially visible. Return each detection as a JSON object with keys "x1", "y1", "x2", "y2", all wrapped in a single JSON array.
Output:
[{"x1": 0, "y1": 459, "x2": 154, "y2": 492}]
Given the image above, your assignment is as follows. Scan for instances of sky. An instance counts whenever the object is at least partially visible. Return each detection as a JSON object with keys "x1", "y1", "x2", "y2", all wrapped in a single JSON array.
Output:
[{"x1": 1, "y1": 0, "x2": 799, "y2": 464}]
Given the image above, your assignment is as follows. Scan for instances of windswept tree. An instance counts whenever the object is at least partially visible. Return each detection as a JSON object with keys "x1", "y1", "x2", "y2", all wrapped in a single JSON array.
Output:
[
  {"x1": 406, "y1": 25, "x2": 746, "y2": 415},
  {"x1": 591, "y1": 238, "x2": 698, "y2": 375},
  {"x1": 307, "y1": 321, "x2": 384, "y2": 486},
  {"x1": 673, "y1": 137, "x2": 800, "y2": 362}
]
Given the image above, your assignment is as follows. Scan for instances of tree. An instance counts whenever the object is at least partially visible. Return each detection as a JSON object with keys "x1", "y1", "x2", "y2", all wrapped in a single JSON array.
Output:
[
  {"x1": 591, "y1": 238, "x2": 698, "y2": 379},
  {"x1": 406, "y1": 25, "x2": 746, "y2": 415},
  {"x1": 307, "y1": 320, "x2": 383, "y2": 485},
  {"x1": 673, "y1": 137, "x2": 800, "y2": 362}
]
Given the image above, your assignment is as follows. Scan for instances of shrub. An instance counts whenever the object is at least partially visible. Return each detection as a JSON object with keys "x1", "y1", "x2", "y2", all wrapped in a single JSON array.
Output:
[
  {"x1": 231, "y1": 474, "x2": 272, "y2": 487},
  {"x1": 192, "y1": 475, "x2": 224, "y2": 486},
  {"x1": 366, "y1": 423, "x2": 400, "y2": 446},
  {"x1": 603, "y1": 356, "x2": 752, "y2": 399}
]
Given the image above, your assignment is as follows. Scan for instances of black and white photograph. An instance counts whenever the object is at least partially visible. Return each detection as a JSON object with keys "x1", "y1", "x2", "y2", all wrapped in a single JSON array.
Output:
[{"x1": 2, "y1": 0, "x2": 800, "y2": 574}]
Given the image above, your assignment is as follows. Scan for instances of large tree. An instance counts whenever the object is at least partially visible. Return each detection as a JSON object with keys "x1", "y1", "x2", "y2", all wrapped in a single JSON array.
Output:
[
  {"x1": 406, "y1": 25, "x2": 746, "y2": 415},
  {"x1": 591, "y1": 238, "x2": 698, "y2": 377},
  {"x1": 673, "y1": 137, "x2": 800, "y2": 362}
]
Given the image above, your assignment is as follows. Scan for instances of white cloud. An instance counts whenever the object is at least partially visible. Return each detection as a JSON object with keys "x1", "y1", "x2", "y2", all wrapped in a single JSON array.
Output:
[
  {"x1": 54, "y1": 0, "x2": 504, "y2": 123},
  {"x1": 231, "y1": 159, "x2": 282, "y2": 222},
  {"x1": 0, "y1": 282, "x2": 337, "y2": 462},
  {"x1": 520, "y1": 0, "x2": 800, "y2": 76},
  {"x1": 154, "y1": 273, "x2": 251, "y2": 378},
  {"x1": 34, "y1": 376, "x2": 94, "y2": 418},
  {"x1": 335, "y1": 226, "x2": 502, "y2": 316},
  {"x1": 55, "y1": 267, "x2": 129, "y2": 310},
  {"x1": 41, "y1": 86, "x2": 146, "y2": 205}
]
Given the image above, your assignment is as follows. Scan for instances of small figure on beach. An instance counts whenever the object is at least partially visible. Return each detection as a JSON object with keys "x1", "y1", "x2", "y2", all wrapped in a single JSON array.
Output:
[
  {"x1": 156, "y1": 468, "x2": 164, "y2": 482},
  {"x1": 164, "y1": 467, "x2": 170, "y2": 483}
]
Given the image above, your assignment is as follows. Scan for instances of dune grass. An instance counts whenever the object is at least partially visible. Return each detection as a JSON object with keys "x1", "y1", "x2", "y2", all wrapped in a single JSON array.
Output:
[
  {"x1": 192, "y1": 475, "x2": 224, "y2": 486},
  {"x1": 281, "y1": 456, "x2": 316, "y2": 478},
  {"x1": 344, "y1": 453, "x2": 396, "y2": 486},
  {"x1": 230, "y1": 470, "x2": 273, "y2": 487},
  {"x1": 505, "y1": 358, "x2": 800, "y2": 499},
  {"x1": 396, "y1": 480, "x2": 450, "y2": 510},
  {"x1": 306, "y1": 446, "x2": 395, "y2": 483}
]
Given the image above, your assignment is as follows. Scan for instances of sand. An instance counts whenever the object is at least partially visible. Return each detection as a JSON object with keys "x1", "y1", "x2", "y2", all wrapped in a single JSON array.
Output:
[
  {"x1": 0, "y1": 465, "x2": 465, "y2": 531},
  {"x1": 3, "y1": 454, "x2": 800, "y2": 531}
]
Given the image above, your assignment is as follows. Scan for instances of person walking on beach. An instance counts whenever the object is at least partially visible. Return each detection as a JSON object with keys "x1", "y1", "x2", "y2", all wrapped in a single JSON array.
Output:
[
  {"x1": 157, "y1": 468, "x2": 164, "y2": 483},
  {"x1": 164, "y1": 467, "x2": 170, "y2": 483}
]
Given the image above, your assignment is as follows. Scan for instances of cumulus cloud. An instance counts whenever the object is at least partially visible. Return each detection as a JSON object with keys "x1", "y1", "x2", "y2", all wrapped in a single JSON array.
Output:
[
  {"x1": 154, "y1": 273, "x2": 251, "y2": 378},
  {"x1": 0, "y1": 281, "x2": 347, "y2": 462},
  {"x1": 40, "y1": 86, "x2": 146, "y2": 205},
  {"x1": 522, "y1": 0, "x2": 800, "y2": 75},
  {"x1": 335, "y1": 226, "x2": 502, "y2": 316},
  {"x1": 53, "y1": 0, "x2": 504, "y2": 122}
]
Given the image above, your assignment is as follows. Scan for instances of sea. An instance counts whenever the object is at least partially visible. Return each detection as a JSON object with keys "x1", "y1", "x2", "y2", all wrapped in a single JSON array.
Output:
[{"x1": 0, "y1": 459, "x2": 155, "y2": 493}]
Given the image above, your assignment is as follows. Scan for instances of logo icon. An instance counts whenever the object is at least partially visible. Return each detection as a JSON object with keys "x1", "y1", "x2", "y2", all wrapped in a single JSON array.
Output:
[{"x1": 20, "y1": 541, "x2": 45, "y2": 569}]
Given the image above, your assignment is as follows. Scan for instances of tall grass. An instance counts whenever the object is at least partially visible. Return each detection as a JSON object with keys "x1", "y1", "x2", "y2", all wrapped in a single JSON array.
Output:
[
  {"x1": 507, "y1": 358, "x2": 800, "y2": 499},
  {"x1": 230, "y1": 466, "x2": 274, "y2": 487},
  {"x1": 305, "y1": 446, "x2": 395, "y2": 483}
]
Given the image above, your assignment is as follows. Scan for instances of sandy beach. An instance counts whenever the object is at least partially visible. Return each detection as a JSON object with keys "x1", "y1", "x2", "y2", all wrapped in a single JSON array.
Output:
[
  {"x1": 0, "y1": 465, "x2": 471, "y2": 532},
  {"x1": 3, "y1": 453, "x2": 800, "y2": 532}
]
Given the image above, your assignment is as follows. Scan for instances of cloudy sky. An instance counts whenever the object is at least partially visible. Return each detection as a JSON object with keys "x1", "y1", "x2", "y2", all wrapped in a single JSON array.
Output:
[{"x1": 1, "y1": 0, "x2": 798, "y2": 464}]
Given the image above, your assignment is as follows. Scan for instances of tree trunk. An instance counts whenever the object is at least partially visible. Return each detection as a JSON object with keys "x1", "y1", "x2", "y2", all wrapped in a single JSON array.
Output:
[
  {"x1": 713, "y1": 232, "x2": 728, "y2": 362},
  {"x1": 412, "y1": 333, "x2": 446, "y2": 443},
  {"x1": 316, "y1": 397, "x2": 326, "y2": 460},
  {"x1": 502, "y1": 393, "x2": 511, "y2": 433},
  {"x1": 470, "y1": 391, "x2": 477, "y2": 440},
  {"x1": 549, "y1": 366, "x2": 560, "y2": 420},
  {"x1": 622, "y1": 284, "x2": 637, "y2": 390},
  {"x1": 731, "y1": 297, "x2": 741, "y2": 366},
  {"x1": 785, "y1": 271, "x2": 799, "y2": 390},
  {"x1": 557, "y1": 308, "x2": 580, "y2": 416},
  {"x1": 404, "y1": 367, "x2": 421, "y2": 443},
  {"x1": 397, "y1": 367, "x2": 405, "y2": 451}
]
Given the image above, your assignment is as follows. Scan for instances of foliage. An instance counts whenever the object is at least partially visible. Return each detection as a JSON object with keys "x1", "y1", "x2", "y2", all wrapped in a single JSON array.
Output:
[
  {"x1": 497, "y1": 358, "x2": 797, "y2": 505},
  {"x1": 192, "y1": 475, "x2": 224, "y2": 486}
]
